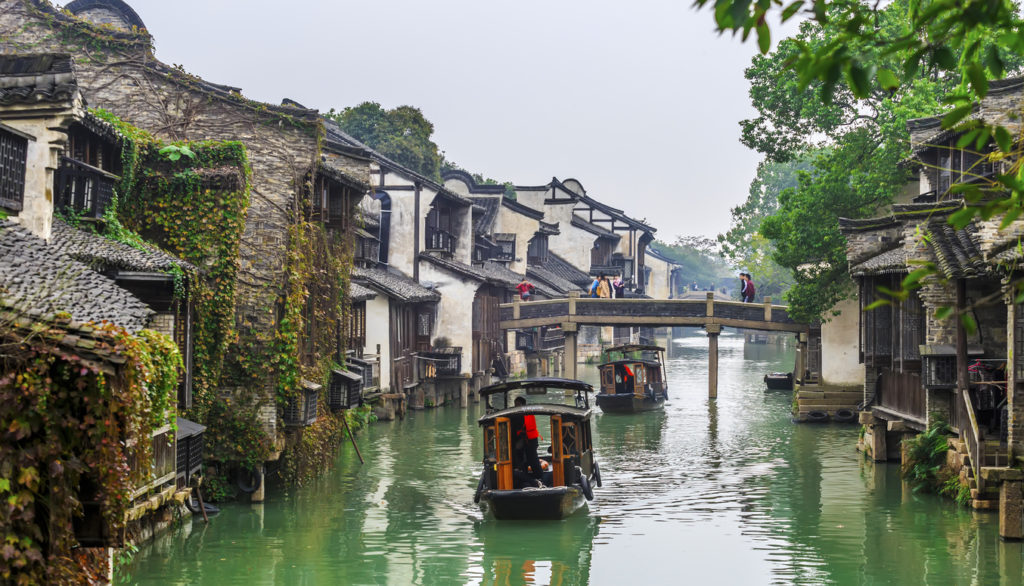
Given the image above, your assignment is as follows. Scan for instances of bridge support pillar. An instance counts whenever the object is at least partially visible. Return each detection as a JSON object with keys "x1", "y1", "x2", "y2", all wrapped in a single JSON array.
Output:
[
  {"x1": 706, "y1": 324, "x2": 721, "y2": 399},
  {"x1": 562, "y1": 322, "x2": 578, "y2": 380}
]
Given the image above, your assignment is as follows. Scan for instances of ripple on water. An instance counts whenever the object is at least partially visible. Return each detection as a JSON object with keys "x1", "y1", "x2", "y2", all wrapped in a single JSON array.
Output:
[{"x1": 129, "y1": 336, "x2": 1020, "y2": 585}]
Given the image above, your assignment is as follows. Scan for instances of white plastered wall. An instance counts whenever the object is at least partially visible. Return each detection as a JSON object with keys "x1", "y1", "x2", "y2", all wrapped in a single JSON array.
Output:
[
  {"x1": 418, "y1": 261, "x2": 479, "y2": 375},
  {"x1": 363, "y1": 293, "x2": 391, "y2": 391},
  {"x1": 821, "y1": 296, "x2": 865, "y2": 386}
]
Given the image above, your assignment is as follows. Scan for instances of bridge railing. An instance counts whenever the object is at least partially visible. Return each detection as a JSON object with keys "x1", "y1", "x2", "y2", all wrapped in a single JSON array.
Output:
[{"x1": 501, "y1": 292, "x2": 799, "y2": 330}]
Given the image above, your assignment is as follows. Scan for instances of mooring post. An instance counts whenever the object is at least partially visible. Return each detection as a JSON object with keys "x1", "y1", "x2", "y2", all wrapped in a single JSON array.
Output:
[
  {"x1": 562, "y1": 322, "x2": 578, "y2": 380},
  {"x1": 706, "y1": 323, "x2": 721, "y2": 399},
  {"x1": 795, "y1": 331, "x2": 808, "y2": 385},
  {"x1": 764, "y1": 296, "x2": 772, "y2": 322}
]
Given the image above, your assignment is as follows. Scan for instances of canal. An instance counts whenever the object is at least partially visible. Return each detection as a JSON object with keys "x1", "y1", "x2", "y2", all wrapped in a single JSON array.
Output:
[{"x1": 130, "y1": 334, "x2": 1023, "y2": 585}]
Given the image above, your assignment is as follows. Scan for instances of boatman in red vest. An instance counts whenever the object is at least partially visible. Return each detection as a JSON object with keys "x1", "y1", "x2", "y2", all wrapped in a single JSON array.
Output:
[{"x1": 514, "y1": 396, "x2": 544, "y2": 483}]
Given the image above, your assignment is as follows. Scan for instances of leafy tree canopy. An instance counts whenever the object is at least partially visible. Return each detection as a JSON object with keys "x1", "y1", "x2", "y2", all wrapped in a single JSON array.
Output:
[
  {"x1": 328, "y1": 102, "x2": 442, "y2": 180},
  {"x1": 717, "y1": 0, "x2": 1020, "y2": 322}
]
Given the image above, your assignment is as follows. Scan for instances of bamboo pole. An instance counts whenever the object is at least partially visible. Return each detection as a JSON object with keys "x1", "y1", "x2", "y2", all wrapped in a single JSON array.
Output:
[{"x1": 342, "y1": 414, "x2": 364, "y2": 464}]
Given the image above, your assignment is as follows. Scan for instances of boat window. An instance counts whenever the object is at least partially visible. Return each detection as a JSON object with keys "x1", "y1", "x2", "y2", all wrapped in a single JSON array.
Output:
[
  {"x1": 484, "y1": 424, "x2": 496, "y2": 459},
  {"x1": 497, "y1": 419, "x2": 510, "y2": 462},
  {"x1": 562, "y1": 422, "x2": 578, "y2": 456}
]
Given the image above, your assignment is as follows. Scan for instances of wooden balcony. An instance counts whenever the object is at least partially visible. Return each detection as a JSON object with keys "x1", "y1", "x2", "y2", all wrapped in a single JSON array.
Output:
[
  {"x1": 54, "y1": 156, "x2": 118, "y2": 218},
  {"x1": 418, "y1": 347, "x2": 462, "y2": 378},
  {"x1": 425, "y1": 226, "x2": 456, "y2": 254}
]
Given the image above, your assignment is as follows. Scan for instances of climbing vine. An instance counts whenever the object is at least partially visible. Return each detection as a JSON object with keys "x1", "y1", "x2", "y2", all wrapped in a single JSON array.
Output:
[{"x1": 0, "y1": 320, "x2": 180, "y2": 584}]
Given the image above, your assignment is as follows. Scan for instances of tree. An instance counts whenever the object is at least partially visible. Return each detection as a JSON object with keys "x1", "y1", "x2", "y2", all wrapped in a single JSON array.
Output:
[
  {"x1": 718, "y1": 0, "x2": 1019, "y2": 321},
  {"x1": 697, "y1": 0, "x2": 1024, "y2": 250},
  {"x1": 328, "y1": 102, "x2": 442, "y2": 180}
]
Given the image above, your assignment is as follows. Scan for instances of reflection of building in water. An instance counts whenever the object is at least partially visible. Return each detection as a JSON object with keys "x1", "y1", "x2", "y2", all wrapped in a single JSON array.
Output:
[{"x1": 468, "y1": 515, "x2": 600, "y2": 585}]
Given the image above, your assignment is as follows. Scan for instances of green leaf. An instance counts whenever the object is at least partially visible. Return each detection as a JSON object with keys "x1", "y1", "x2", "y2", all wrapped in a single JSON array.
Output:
[
  {"x1": 865, "y1": 299, "x2": 890, "y2": 310},
  {"x1": 812, "y1": 0, "x2": 826, "y2": 22},
  {"x1": 956, "y1": 129, "x2": 981, "y2": 149},
  {"x1": 941, "y1": 104, "x2": 973, "y2": 129},
  {"x1": 999, "y1": 206, "x2": 1022, "y2": 230},
  {"x1": 967, "y1": 63, "x2": 988, "y2": 99},
  {"x1": 986, "y1": 45, "x2": 1005, "y2": 78},
  {"x1": 995, "y1": 126, "x2": 1014, "y2": 153},
  {"x1": 933, "y1": 47, "x2": 956, "y2": 70},
  {"x1": 934, "y1": 306, "x2": 953, "y2": 320},
  {"x1": 975, "y1": 127, "x2": 992, "y2": 152},
  {"x1": 948, "y1": 207, "x2": 976, "y2": 229},
  {"x1": 902, "y1": 267, "x2": 934, "y2": 289},
  {"x1": 756, "y1": 22, "x2": 771, "y2": 54},
  {"x1": 0, "y1": 478, "x2": 9, "y2": 493},
  {"x1": 877, "y1": 68, "x2": 899, "y2": 92},
  {"x1": 847, "y1": 64, "x2": 871, "y2": 98},
  {"x1": 961, "y1": 313, "x2": 977, "y2": 336},
  {"x1": 781, "y1": 0, "x2": 804, "y2": 22}
]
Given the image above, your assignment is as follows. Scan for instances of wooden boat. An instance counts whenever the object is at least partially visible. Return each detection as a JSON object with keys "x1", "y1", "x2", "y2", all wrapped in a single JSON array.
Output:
[
  {"x1": 475, "y1": 377, "x2": 601, "y2": 520},
  {"x1": 596, "y1": 344, "x2": 668, "y2": 413},
  {"x1": 764, "y1": 372, "x2": 793, "y2": 391}
]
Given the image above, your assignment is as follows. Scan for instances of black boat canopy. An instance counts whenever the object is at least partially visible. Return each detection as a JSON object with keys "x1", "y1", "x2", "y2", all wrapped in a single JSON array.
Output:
[
  {"x1": 478, "y1": 377, "x2": 594, "y2": 398},
  {"x1": 603, "y1": 344, "x2": 664, "y2": 354},
  {"x1": 478, "y1": 403, "x2": 591, "y2": 425}
]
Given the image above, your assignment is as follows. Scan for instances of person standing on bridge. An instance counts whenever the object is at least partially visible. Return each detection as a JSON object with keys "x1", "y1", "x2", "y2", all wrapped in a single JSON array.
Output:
[
  {"x1": 738, "y1": 273, "x2": 749, "y2": 301},
  {"x1": 744, "y1": 274, "x2": 756, "y2": 303},
  {"x1": 597, "y1": 275, "x2": 611, "y2": 298}
]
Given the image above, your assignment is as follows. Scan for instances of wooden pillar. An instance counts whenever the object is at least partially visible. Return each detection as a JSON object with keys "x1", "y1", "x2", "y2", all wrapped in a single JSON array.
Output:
[
  {"x1": 795, "y1": 331, "x2": 808, "y2": 384},
  {"x1": 562, "y1": 322, "x2": 578, "y2": 380},
  {"x1": 956, "y1": 279, "x2": 968, "y2": 394},
  {"x1": 707, "y1": 323, "x2": 721, "y2": 399}
]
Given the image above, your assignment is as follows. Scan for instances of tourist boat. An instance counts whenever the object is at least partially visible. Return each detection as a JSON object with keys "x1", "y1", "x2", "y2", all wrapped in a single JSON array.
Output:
[
  {"x1": 475, "y1": 377, "x2": 602, "y2": 520},
  {"x1": 595, "y1": 344, "x2": 668, "y2": 413},
  {"x1": 763, "y1": 372, "x2": 794, "y2": 391}
]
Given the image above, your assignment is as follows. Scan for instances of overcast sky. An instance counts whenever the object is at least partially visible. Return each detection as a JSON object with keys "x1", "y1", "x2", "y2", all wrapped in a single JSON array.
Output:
[{"x1": 64, "y1": 0, "x2": 797, "y2": 243}]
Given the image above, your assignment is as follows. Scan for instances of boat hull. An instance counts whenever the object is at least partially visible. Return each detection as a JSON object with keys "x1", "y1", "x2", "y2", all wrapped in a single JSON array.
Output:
[
  {"x1": 595, "y1": 393, "x2": 664, "y2": 413},
  {"x1": 480, "y1": 487, "x2": 587, "y2": 520},
  {"x1": 764, "y1": 373, "x2": 793, "y2": 391}
]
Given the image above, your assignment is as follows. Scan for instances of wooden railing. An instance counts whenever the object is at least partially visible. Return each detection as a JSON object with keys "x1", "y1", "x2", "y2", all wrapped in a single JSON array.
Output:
[
  {"x1": 127, "y1": 425, "x2": 176, "y2": 500},
  {"x1": 425, "y1": 226, "x2": 455, "y2": 253},
  {"x1": 876, "y1": 370, "x2": 926, "y2": 423},
  {"x1": 961, "y1": 388, "x2": 985, "y2": 496},
  {"x1": 54, "y1": 156, "x2": 118, "y2": 218},
  {"x1": 418, "y1": 347, "x2": 462, "y2": 378},
  {"x1": 501, "y1": 292, "x2": 806, "y2": 333}
]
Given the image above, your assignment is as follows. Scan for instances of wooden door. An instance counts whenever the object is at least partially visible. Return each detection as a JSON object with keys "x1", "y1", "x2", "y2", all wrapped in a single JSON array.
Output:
[
  {"x1": 633, "y1": 363, "x2": 645, "y2": 396},
  {"x1": 600, "y1": 366, "x2": 614, "y2": 394},
  {"x1": 550, "y1": 415, "x2": 564, "y2": 487},
  {"x1": 495, "y1": 417, "x2": 513, "y2": 490}
]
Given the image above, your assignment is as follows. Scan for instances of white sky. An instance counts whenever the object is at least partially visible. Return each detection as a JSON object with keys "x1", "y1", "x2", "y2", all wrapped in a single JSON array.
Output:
[{"x1": 63, "y1": 0, "x2": 797, "y2": 242}]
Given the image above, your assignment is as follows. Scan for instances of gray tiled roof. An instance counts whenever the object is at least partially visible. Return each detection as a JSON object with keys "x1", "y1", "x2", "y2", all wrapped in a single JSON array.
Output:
[
  {"x1": 470, "y1": 196, "x2": 501, "y2": 235},
  {"x1": 527, "y1": 264, "x2": 578, "y2": 295},
  {"x1": 50, "y1": 220, "x2": 193, "y2": 273},
  {"x1": 849, "y1": 246, "x2": 908, "y2": 276},
  {"x1": 0, "y1": 220, "x2": 152, "y2": 332},
  {"x1": 534, "y1": 252, "x2": 593, "y2": 288},
  {"x1": 928, "y1": 221, "x2": 986, "y2": 279},
  {"x1": 348, "y1": 281, "x2": 376, "y2": 302},
  {"x1": 0, "y1": 54, "x2": 77, "y2": 106},
  {"x1": 420, "y1": 252, "x2": 522, "y2": 289},
  {"x1": 352, "y1": 266, "x2": 439, "y2": 303}
]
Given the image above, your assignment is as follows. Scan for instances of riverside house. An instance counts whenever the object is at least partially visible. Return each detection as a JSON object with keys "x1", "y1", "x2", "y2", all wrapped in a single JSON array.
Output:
[
  {"x1": 0, "y1": 0, "x2": 373, "y2": 500},
  {"x1": 0, "y1": 52, "x2": 204, "y2": 578},
  {"x1": 841, "y1": 77, "x2": 1024, "y2": 535}
]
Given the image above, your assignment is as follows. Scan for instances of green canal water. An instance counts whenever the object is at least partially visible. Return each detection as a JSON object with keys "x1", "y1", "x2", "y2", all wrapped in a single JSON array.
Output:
[{"x1": 130, "y1": 334, "x2": 1024, "y2": 585}]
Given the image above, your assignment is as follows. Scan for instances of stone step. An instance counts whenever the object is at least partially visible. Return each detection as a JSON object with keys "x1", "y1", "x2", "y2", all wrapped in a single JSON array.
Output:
[
  {"x1": 972, "y1": 498, "x2": 999, "y2": 510},
  {"x1": 796, "y1": 397, "x2": 863, "y2": 406},
  {"x1": 796, "y1": 391, "x2": 863, "y2": 400}
]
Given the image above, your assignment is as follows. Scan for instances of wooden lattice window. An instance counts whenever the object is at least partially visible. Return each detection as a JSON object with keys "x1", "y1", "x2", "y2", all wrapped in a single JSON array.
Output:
[{"x1": 0, "y1": 127, "x2": 27, "y2": 211}]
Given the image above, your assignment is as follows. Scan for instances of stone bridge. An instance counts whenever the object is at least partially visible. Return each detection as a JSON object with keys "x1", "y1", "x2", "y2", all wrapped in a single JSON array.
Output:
[{"x1": 500, "y1": 292, "x2": 812, "y2": 397}]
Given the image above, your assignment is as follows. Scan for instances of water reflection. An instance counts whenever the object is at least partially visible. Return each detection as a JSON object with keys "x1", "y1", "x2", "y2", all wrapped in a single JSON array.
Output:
[{"x1": 131, "y1": 336, "x2": 1023, "y2": 585}]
